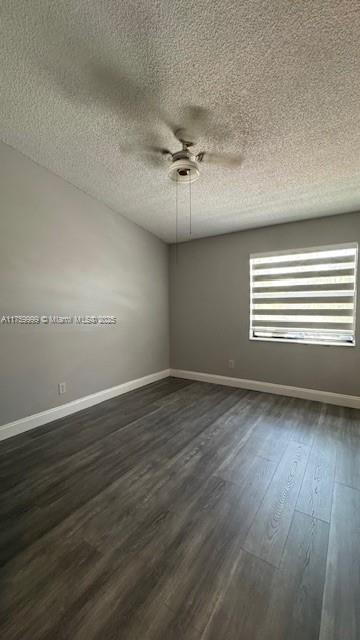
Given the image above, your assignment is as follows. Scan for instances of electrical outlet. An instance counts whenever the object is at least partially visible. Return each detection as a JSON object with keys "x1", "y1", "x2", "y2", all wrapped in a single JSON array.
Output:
[
  {"x1": 228, "y1": 359, "x2": 235, "y2": 369},
  {"x1": 58, "y1": 382, "x2": 66, "y2": 395}
]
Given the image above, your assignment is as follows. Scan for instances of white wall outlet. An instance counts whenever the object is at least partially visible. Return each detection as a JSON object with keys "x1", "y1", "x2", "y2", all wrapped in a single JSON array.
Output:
[
  {"x1": 58, "y1": 382, "x2": 66, "y2": 395},
  {"x1": 228, "y1": 359, "x2": 235, "y2": 369}
]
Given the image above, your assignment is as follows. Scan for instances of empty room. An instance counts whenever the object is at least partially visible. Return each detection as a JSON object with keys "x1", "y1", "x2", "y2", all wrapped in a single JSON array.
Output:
[{"x1": 1, "y1": 1, "x2": 359, "y2": 639}]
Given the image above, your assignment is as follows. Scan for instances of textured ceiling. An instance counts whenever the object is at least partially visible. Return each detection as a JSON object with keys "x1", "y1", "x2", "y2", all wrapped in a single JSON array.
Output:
[{"x1": 1, "y1": 1, "x2": 360, "y2": 243}]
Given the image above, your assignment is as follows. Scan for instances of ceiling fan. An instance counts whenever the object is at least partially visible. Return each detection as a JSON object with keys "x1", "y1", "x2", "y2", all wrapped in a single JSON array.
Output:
[
  {"x1": 127, "y1": 105, "x2": 243, "y2": 241},
  {"x1": 126, "y1": 106, "x2": 243, "y2": 183},
  {"x1": 40, "y1": 47, "x2": 244, "y2": 183},
  {"x1": 37, "y1": 13, "x2": 245, "y2": 238}
]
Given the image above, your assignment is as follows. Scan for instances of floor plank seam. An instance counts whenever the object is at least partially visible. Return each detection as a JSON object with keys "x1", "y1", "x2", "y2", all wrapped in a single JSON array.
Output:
[
  {"x1": 334, "y1": 479, "x2": 360, "y2": 493},
  {"x1": 294, "y1": 508, "x2": 331, "y2": 527},
  {"x1": 238, "y1": 545, "x2": 281, "y2": 572},
  {"x1": 318, "y1": 486, "x2": 333, "y2": 640}
]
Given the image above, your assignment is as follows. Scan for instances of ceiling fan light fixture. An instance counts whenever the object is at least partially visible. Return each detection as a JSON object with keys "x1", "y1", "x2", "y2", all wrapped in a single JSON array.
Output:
[{"x1": 168, "y1": 158, "x2": 200, "y2": 183}]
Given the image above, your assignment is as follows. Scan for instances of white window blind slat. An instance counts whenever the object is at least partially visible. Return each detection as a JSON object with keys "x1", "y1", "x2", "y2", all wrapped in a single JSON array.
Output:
[
  {"x1": 250, "y1": 243, "x2": 358, "y2": 345},
  {"x1": 252, "y1": 246, "x2": 357, "y2": 265},
  {"x1": 253, "y1": 303, "x2": 354, "y2": 310},
  {"x1": 252, "y1": 290, "x2": 354, "y2": 298},
  {"x1": 253, "y1": 276, "x2": 355, "y2": 288},
  {"x1": 253, "y1": 262, "x2": 354, "y2": 276}
]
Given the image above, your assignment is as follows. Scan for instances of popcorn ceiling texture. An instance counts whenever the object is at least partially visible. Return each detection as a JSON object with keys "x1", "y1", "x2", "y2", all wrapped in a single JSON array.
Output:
[{"x1": 1, "y1": 0, "x2": 359, "y2": 242}]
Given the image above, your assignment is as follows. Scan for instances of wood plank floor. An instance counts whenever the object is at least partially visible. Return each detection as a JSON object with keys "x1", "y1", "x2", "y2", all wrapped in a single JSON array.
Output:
[{"x1": 0, "y1": 377, "x2": 359, "y2": 639}]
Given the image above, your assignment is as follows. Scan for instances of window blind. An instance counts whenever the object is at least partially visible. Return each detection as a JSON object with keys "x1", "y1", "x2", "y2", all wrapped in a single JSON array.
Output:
[{"x1": 250, "y1": 243, "x2": 358, "y2": 345}]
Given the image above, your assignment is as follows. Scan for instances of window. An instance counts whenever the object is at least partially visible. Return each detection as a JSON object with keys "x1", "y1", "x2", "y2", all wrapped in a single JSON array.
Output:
[{"x1": 249, "y1": 243, "x2": 358, "y2": 346}]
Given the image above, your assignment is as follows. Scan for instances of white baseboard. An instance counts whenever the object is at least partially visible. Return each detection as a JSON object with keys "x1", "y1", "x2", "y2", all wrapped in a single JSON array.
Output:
[
  {"x1": 170, "y1": 369, "x2": 360, "y2": 409},
  {"x1": 2, "y1": 366, "x2": 358, "y2": 442},
  {"x1": 0, "y1": 369, "x2": 171, "y2": 442}
]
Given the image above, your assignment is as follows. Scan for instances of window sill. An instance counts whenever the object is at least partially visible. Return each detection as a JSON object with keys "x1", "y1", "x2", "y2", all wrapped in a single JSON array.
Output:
[{"x1": 249, "y1": 336, "x2": 355, "y2": 347}]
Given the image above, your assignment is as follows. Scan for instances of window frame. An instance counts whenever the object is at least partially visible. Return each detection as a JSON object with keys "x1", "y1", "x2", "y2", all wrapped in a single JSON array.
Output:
[{"x1": 249, "y1": 242, "x2": 358, "y2": 347}]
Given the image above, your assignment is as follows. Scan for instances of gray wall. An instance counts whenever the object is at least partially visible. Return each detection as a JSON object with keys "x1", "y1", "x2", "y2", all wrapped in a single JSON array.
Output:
[
  {"x1": 0, "y1": 142, "x2": 169, "y2": 425},
  {"x1": 170, "y1": 212, "x2": 360, "y2": 397}
]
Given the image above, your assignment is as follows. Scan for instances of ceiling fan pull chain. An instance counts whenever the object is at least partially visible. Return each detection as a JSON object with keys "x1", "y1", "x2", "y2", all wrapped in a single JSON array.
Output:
[
  {"x1": 175, "y1": 176, "x2": 178, "y2": 264},
  {"x1": 189, "y1": 175, "x2": 192, "y2": 238}
]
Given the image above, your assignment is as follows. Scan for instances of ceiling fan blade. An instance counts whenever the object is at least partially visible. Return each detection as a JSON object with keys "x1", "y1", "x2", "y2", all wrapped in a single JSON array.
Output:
[
  {"x1": 182, "y1": 105, "x2": 210, "y2": 134},
  {"x1": 35, "y1": 10, "x2": 241, "y2": 163},
  {"x1": 196, "y1": 151, "x2": 243, "y2": 168},
  {"x1": 172, "y1": 105, "x2": 231, "y2": 145},
  {"x1": 89, "y1": 63, "x2": 178, "y2": 132},
  {"x1": 145, "y1": 145, "x2": 172, "y2": 156},
  {"x1": 171, "y1": 105, "x2": 211, "y2": 144},
  {"x1": 121, "y1": 141, "x2": 172, "y2": 156},
  {"x1": 37, "y1": 13, "x2": 175, "y2": 133},
  {"x1": 49, "y1": 54, "x2": 169, "y2": 126},
  {"x1": 120, "y1": 142, "x2": 172, "y2": 168}
]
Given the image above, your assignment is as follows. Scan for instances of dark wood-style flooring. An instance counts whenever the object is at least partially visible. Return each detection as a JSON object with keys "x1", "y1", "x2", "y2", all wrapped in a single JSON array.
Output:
[{"x1": 1, "y1": 377, "x2": 359, "y2": 639}]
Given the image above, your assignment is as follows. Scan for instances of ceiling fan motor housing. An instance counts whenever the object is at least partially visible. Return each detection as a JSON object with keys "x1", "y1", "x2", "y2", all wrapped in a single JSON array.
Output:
[{"x1": 168, "y1": 158, "x2": 200, "y2": 183}]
